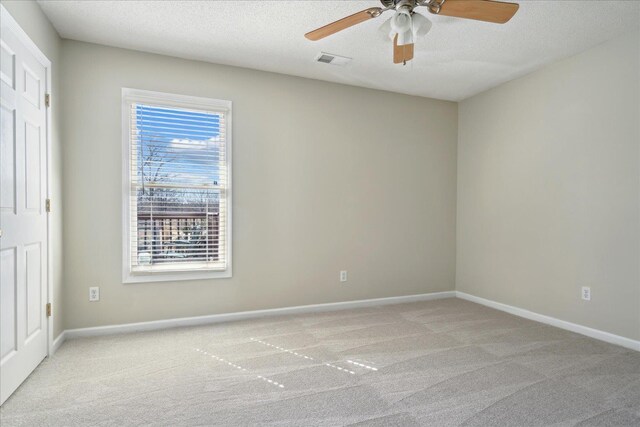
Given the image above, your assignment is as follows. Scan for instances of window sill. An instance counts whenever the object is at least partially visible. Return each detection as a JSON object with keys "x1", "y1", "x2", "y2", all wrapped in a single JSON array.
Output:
[{"x1": 123, "y1": 267, "x2": 232, "y2": 284}]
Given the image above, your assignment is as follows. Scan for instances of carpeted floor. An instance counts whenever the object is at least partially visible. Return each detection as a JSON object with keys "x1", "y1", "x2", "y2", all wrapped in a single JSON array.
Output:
[{"x1": 1, "y1": 298, "x2": 639, "y2": 426}]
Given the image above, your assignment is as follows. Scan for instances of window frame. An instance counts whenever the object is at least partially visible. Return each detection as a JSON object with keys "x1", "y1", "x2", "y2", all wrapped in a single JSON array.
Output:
[{"x1": 121, "y1": 88, "x2": 232, "y2": 283}]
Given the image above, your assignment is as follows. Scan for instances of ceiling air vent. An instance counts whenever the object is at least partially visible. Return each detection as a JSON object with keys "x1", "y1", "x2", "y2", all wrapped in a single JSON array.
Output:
[{"x1": 315, "y1": 52, "x2": 352, "y2": 66}]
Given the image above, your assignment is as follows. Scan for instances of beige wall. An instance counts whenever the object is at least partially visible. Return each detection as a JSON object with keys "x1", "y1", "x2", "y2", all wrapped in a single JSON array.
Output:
[
  {"x1": 1, "y1": 1, "x2": 65, "y2": 338},
  {"x1": 60, "y1": 40, "x2": 458, "y2": 329},
  {"x1": 457, "y1": 32, "x2": 640, "y2": 341}
]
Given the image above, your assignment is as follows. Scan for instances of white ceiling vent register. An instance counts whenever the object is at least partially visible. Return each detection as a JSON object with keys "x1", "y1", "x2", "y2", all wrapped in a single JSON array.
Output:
[{"x1": 315, "y1": 52, "x2": 352, "y2": 66}]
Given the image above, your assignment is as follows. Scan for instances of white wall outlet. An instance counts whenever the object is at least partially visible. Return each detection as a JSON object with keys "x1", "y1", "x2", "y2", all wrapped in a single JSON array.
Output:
[
  {"x1": 340, "y1": 271, "x2": 348, "y2": 282},
  {"x1": 581, "y1": 286, "x2": 591, "y2": 301},
  {"x1": 89, "y1": 286, "x2": 100, "y2": 302}
]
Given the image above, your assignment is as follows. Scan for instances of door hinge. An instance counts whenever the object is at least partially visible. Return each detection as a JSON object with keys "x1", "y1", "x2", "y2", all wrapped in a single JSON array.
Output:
[
  {"x1": 46, "y1": 303, "x2": 52, "y2": 317},
  {"x1": 45, "y1": 93, "x2": 51, "y2": 108},
  {"x1": 46, "y1": 198, "x2": 51, "y2": 213}
]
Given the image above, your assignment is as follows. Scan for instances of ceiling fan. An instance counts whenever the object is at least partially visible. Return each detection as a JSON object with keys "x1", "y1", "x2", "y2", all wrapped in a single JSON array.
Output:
[{"x1": 305, "y1": 0, "x2": 519, "y2": 65}]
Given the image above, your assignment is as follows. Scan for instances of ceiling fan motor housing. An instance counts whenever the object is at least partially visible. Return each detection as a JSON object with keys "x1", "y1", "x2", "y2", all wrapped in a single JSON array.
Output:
[
  {"x1": 380, "y1": 0, "x2": 444, "y2": 14},
  {"x1": 381, "y1": 0, "x2": 414, "y2": 10}
]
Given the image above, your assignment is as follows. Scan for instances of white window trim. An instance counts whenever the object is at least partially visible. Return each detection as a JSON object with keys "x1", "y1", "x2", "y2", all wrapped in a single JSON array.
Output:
[{"x1": 121, "y1": 88, "x2": 232, "y2": 283}]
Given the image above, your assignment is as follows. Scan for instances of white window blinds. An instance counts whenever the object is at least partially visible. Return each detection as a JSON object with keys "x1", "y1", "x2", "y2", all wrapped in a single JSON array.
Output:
[{"x1": 123, "y1": 89, "x2": 231, "y2": 281}]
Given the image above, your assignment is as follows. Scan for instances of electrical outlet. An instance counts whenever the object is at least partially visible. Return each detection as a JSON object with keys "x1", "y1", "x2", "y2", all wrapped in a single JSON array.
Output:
[
  {"x1": 89, "y1": 286, "x2": 100, "y2": 302},
  {"x1": 340, "y1": 271, "x2": 348, "y2": 282},
  {"x1": 581, "y1": 286, "x2": 591, "y2": 301}
]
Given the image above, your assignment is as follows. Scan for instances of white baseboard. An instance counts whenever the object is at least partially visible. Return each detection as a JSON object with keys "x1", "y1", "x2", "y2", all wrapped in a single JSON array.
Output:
[
  {"x1": 51, "y1": 331, "x2": 66, "y2": 354},
  {"x1": 64, "y1": 291, "x2": 456, "y2": 339},
  {"x1": 456, "y1": 291, "x2": 640, "y2": 352},
  {"x1": 54, "y1": 290, "x2": 639, "y2": 352}
]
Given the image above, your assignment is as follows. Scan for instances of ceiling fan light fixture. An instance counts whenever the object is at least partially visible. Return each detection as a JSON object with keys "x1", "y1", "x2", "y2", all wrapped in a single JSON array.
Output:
[
  {"x1": 383, "y1": 9, "x2": 430, "y2": 46},
  {"x1": 411, "y1": 12, "x2": 432, "y2": 38},
  {"x1": 390, "y1": 8, "x2": 412, "y2": 35},
  {"x1": 378, "y1": 16, "x2": 392, "y2": 41}
]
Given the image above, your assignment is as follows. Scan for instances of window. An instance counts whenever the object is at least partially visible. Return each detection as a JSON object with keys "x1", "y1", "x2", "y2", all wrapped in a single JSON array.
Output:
[{"x1": 122, "y1": 89, "x2": 231, "y2": 283}]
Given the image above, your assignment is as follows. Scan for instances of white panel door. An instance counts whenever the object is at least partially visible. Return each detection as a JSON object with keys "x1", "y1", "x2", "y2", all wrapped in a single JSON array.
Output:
[{"x1": 0, "y1": 17, "x2": 48, "y2": 405}]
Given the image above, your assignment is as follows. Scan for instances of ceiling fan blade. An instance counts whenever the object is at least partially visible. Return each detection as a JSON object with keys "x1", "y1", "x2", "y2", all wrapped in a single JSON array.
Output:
[
  {"x1": 305, "y1": 8, "x2": 383, "y2": 41},
  {"x1": 393, "y1": 34, "x2": 414, "y2": 64},
  {"x1": 437, "y1": 0, "x2": 519, "y2": 24}
]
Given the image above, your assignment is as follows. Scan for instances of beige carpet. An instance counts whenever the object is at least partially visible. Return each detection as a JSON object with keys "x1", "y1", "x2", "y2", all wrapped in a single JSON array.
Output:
[{"x1": 1, "y1": 298, "x2": 639, "y2": 426}]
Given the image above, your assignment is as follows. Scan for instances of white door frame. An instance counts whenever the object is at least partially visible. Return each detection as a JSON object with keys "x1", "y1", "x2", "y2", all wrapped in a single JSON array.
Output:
[{"x1": 1, "y1": 5, "x2": 53, "y2": 356}]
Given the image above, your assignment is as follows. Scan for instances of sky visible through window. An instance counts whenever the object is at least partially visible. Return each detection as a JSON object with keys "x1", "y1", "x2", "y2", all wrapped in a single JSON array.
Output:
[{"x1": 136, "y1": 104, "x2": 223, "y2": 188}]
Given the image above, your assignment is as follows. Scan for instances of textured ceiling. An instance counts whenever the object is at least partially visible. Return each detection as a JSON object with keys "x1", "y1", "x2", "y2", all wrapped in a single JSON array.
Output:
[{"x1": 38, "y1": 0, "x2": 639, "y2": 101}]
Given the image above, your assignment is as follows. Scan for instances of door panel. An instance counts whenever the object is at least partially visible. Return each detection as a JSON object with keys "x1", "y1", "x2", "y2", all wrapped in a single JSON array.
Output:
[
  {"x1": 0, "y1": 248, "x2": 17, "y2": 360},
  {"x1": 25, "y1": 243, "x2": 42, "y2": 339},
  {"x1": 0, "y1": 104, "x2": 15, "y2": 211},
  {"x1": 24, "y1": 120, "x2": 41, "y2": 211},
  {"x1": 0, "y1": 12, "x2": 48, "y2": 405},
  {"x1": 22, "y1": 66, "x2": 40, "y2": 109}
]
